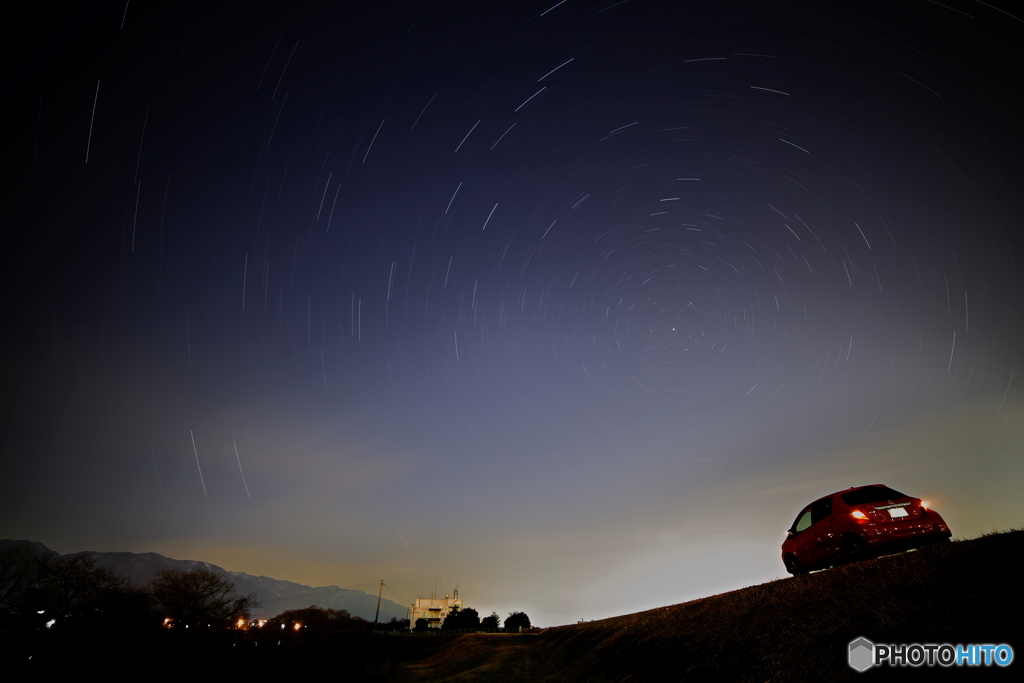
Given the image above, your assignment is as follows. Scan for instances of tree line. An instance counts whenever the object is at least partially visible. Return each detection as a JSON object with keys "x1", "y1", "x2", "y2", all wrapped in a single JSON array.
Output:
[
  {"x1": 2, "y1": 541, "x2": 532, "y2": 637},
  {"x1": 415, "y1": 605, "x2": 531, "y2": 631},
  {"x1": 0, "y1": 541, "x2": 258, "y2": 631}
]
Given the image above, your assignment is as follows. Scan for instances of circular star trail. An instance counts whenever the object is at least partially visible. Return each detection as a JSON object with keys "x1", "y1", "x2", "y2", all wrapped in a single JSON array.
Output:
[{"x1": 3, "y1": 1, "x2": 1023, "y2": 624}]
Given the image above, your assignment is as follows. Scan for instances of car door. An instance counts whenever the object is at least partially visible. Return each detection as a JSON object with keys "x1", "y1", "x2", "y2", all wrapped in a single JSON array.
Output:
[
  {"x1": 808, "y1": 497, "x2": 838, "y2": 563},
  {"x1": 789, "y1": 505, "x2": 820, "y2": 568},
  {"x1": 789, "y1": 497, "x2": 836, "y2": 569}
]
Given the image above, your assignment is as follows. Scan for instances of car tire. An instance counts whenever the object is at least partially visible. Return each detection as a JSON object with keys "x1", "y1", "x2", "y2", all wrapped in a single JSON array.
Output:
[
  {"x1": 843, "y1": 534, "x2": 874, "y2": 563},
  {"x1": 784, "y1": 554, "x2": 807, "y2": 576}
]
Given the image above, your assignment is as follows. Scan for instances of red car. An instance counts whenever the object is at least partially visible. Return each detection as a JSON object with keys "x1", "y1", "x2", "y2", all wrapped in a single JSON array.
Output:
[{"x1": 781, "y1": 484, "x2": 952, "y2": 575}]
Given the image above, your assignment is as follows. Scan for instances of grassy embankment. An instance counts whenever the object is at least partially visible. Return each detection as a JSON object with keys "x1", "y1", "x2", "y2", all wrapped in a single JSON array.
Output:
[{"x1": 391, "y1": 530, "x2": 1021, "y2": 682}]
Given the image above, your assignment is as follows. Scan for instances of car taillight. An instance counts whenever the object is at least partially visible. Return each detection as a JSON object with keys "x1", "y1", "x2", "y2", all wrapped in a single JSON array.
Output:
[
  {"x1": 850, "y1": 510, "x2": 868, "y2": 520},
  {"x1": 920, "y1": 500, "x2": 929, "y2": 510}
]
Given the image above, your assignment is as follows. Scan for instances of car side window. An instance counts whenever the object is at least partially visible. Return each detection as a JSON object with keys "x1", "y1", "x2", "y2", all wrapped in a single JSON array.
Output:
[
  {"x1": 811, "y1": 497, "x2": 833, "y2": 524},
  {"x1": 793, "y1": 508, "x2": 813, "y2": 533}
]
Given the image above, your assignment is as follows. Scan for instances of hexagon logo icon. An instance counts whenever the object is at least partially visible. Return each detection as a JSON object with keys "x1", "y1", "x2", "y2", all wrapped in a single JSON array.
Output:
[{"x1": 848, "y1": 637, "x2": 875, "y2": 672}]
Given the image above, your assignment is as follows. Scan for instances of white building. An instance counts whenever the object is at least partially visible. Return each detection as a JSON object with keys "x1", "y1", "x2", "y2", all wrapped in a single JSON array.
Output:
[{"x1": 410, "y1": 588, "x2": 463, "y2": 629}]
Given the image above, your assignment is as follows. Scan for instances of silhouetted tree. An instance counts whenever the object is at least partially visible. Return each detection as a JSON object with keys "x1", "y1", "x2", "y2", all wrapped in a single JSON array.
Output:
[
  {"x1": 0, "y1": 542, "x2": 54, "y2": 615},
  {"x1": 414, "y1": 617, "x2": 429, "y2": 631},
  {"x1": 150, "y1": 567, "x2": 259, "y2": 627},
  {"x1": 504, "y1": 611, "x2": 531, "y2": 630},
  {"x1": 440, "y1": 605, "x2": 460, "y2": 629},
  {"x1": 441, "y1": 605, "x2": 480, "y2": 629},
  {"x1": 269, "y1": 605, "x2": 367, "y2": 633},
  {"x1": 481, "y1": 611, "x2": 500, "y2": 628},
  {"x1": 38, "y1": 554, "x2": 126, "y2": 620},
  {"x1": 1, "y1": 546, "x2": 141, "y2": 628},
  {"x1": 99, "y1": 580, "x2": 153, "y2": 628},
  {"x1": 376, "y1": 615, "x2": 410, "y2": 631}
]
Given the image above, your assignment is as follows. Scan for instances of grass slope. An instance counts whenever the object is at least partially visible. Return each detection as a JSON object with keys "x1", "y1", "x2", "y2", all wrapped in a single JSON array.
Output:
[{"x1": 392, "y1": 530, "x2": 1022, "y2": 682}]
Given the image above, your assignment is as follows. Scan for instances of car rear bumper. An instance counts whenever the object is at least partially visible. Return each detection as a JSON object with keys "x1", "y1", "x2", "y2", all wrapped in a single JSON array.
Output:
[{"x1": 859, "y1": 518, "x2": 951, "y2": 548}]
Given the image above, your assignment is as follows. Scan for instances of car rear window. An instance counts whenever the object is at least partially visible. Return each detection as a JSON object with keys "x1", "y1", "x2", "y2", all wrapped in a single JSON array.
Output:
[{"x1": 840, "y1": 486, "x2": 907, "y2": 506}]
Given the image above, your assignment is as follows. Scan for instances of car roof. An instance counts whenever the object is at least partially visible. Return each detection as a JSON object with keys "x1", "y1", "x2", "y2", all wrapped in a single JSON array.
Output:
[{"x1": 813, "y1": 484, "x2": 888, "y2": 503}]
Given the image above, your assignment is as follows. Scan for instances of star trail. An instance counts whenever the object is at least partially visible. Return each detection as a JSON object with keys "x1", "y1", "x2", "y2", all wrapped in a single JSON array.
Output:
[{"x1": 2, "y1": 0, "x2": 1022, "y2": 625}]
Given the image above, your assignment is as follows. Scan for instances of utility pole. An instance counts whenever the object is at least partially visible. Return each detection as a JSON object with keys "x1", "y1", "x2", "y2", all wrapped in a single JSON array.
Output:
[{"x1": 373, "y1": 579, "x2": 384, "y2": 627}]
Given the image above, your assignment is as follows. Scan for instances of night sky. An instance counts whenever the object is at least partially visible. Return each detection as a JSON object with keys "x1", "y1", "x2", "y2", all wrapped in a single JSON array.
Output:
[{"x1": 3, "y1": 0, "x2": 1023, "y2": 626}]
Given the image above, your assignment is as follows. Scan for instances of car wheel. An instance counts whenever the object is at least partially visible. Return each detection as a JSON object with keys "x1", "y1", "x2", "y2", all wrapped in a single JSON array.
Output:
[
  {"x1": 843, "y1": 534, "x2": 874, "y2": 563},
  {"x1": 784, "y1": 554, "x2": 807, "y2": 576}
]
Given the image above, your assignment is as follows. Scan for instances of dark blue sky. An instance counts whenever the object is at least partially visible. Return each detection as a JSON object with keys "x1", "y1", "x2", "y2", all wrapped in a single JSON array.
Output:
[{"x1": 3, "y1": 0, "x2": 1022, "y2": 624}]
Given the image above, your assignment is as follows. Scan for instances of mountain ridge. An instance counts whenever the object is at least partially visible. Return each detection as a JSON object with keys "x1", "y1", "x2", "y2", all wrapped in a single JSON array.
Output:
[{"x1": 0, "y1": 539, "x2": 407, "y2": 622}]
